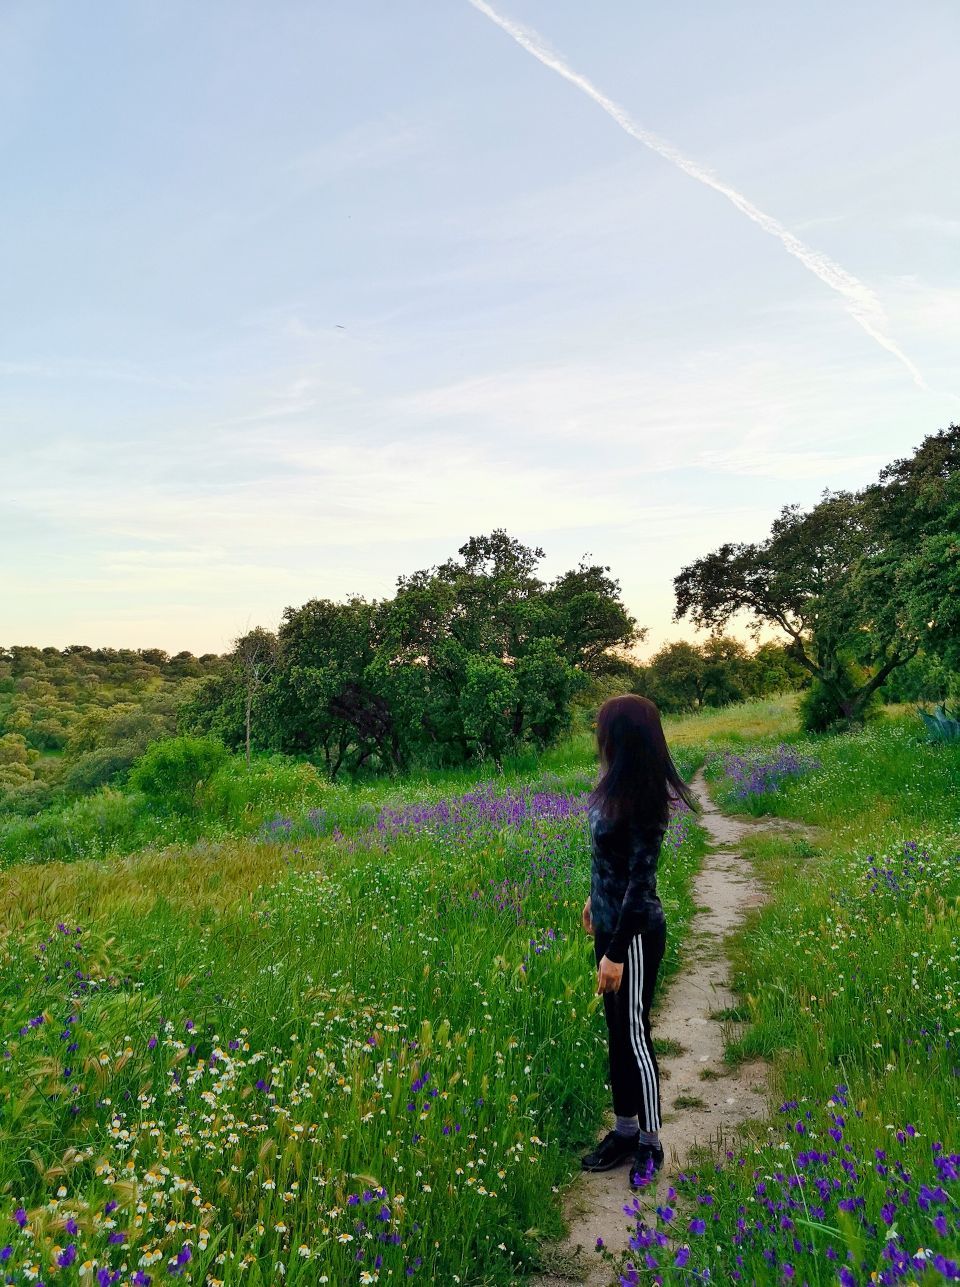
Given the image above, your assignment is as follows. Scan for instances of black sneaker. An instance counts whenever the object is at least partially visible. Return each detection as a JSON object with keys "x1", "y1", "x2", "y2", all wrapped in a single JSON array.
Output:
[
  {"x1": 581, "y1": 1128, "x2": 640, "y2": 1172},
  {"x1": 629, "y1": 1141, "x2": 665, "y2": 1190}
]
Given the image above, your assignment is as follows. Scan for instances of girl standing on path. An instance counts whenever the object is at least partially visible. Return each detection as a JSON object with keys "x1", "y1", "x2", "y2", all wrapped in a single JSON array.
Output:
[{"x1": 580, "y1": 694, "x2": 697, "y2": 1190}]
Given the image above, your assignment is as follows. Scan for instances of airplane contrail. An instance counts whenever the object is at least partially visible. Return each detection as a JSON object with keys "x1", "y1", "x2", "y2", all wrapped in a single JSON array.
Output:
[{"x1": 467, "y1": 0, "x2": 928, "y2": 391}]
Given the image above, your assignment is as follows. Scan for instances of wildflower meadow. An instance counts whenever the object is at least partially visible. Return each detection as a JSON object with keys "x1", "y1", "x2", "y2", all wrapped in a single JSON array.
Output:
[
  {"x1": 0, "y1": 748, "x2": 704, "y2": 1286},
  {"x1": 0, "y1": 701, "x2": 957, "y2": 1285}
]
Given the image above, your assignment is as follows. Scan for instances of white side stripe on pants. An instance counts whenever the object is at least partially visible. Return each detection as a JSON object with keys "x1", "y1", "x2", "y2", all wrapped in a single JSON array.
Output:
[
  {"x1": 626, "y1": 937, "x2": 654, "y2": 1129},
  {"x1": 627, "y1": 934, "x2": 660, "y2": 1132}
]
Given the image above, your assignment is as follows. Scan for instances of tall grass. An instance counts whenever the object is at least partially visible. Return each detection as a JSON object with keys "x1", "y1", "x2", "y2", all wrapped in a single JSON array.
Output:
[{"x1": 0, "y1": 756, "x2": 328, "y2": 868}]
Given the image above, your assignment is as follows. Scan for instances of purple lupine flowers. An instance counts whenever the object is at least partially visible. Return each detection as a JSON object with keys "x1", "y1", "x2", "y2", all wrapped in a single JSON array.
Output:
[{"x1": 720, "y1": 743, "x2": 820, "y2": 800}]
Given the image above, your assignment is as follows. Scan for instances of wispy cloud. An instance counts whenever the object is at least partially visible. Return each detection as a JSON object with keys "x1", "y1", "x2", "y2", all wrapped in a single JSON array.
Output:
[
  {"x1": 394, "y1": 346, "x2": 914, "y2": 460},
  {"x1": 0, "y1": 357, "x2": 198, "y2": 390},
  {"x1": 7, "y1": 436, "x2": 620, "y2": 553},
  {"x1": 287, "y1": 118, "x2": 428, "y2": 179},
  {"x1": 466, "y1": 0, "x2": 928, "y2": 391},
  {"x1": 791, "y1": 213, "x2": 848, "y2": 233},
  {"x1": 697, "y1": 442, "x2": 889, "y2": 481},
  {"x1": 902, "y1": 213, "x2": 960, "y2": 239}
]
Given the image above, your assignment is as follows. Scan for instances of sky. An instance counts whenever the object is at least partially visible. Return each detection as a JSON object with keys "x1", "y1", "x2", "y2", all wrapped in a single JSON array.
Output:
[{"x1": 3, "y1": 0, "x2": 959, "y2": 658}]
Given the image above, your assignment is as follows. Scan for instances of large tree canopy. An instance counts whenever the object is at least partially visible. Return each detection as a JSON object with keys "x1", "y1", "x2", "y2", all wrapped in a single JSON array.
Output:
[
  {"x1": 185, "y1": 530, "x2": 641, "y2": 776},
  {"x1": 864, "y1": 424, "x2": 960, "y2": 669},
  {"x1": 673, "y1": 426, "x2": 959, "y2": 726},
  {"x1": 673, "y1": 490, "x2": 917, "y2": 726}
]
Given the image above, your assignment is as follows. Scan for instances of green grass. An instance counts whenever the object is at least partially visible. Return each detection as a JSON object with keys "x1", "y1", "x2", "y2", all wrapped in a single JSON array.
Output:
[
  {"x1": 0, "y1": 738, "x2": 707, "y2": 1285},
  {"x1": 672, "y1": 1094, "x2": 707, "y2": 1110},
  {"x1": 706, "y1": 711, "x2": 960, "y2": 849},
  {"x1": 654, "y1": 1037, "x2": 686, "y2": 1059},
  {"x1": 662, "y1": 692, "x2": 801, "y2": 748},
  {"x1": 5, "y1": 696, "x2": 957, "y2": 1284},
  {"x1": 719, "y1": 717, "x2": 959, "y2": 1112}
]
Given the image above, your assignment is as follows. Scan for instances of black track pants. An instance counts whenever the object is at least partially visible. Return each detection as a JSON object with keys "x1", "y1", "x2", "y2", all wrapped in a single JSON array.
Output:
[{"x1": 594, "y1": 922, "x2": 666, "y2": 1133}]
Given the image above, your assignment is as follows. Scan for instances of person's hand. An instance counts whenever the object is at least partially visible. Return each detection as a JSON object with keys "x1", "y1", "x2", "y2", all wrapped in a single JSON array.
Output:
[
  {"x1": 581, "y1": 897, "x2": 594, "y2": 936},
  {"x1": 596, "y1": 955, "x2": 623, "y2": 994}
]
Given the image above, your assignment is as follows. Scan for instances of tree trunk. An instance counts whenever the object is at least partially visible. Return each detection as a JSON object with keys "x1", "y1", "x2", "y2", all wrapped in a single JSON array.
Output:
[
  {"x1": 847, "y1": 646, "x2": 920, "y2": 722},
  {"x1": 245, "y1": 687, "x2": 253, "y2": 768},
  {"x1": 330, "y1": 733, "x2": 348, "y2": 780}
]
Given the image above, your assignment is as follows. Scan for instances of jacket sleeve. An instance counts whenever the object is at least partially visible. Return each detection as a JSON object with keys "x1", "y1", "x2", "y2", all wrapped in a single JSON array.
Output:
[{"x1": 604, "y1": 829, "x2": 656, "y2": 964}]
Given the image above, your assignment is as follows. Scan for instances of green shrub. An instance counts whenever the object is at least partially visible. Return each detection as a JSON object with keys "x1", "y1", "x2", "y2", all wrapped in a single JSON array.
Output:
[
  {"x1": 0, "y1": 778, "x2": 56, "y2": 818},
  {"x1": 799, "y1": 663, "x2": 882, "y2": 733},
  {"x1": 0, "y1": 788, "x2": 156, "y2": 866},
  {"x1": 61, "y1": 744, "x2": 141, "y2": 795},
  {"x1": 799, "y1": 679, "x2": 841, "y2": 732},
  {"x1": 201, "y1": 753, "x2": 327, "y2": 828},
  {"x1": 881, "y1": 651, "x2": 960, "y2": 703},
  {"x1": 129, "y1": 736, "x2": 229, "y2": 815}
]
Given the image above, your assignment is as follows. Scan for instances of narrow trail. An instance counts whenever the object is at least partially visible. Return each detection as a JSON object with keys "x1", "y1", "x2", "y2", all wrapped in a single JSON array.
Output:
[{"x1": 534, "y1": 770, "x2": 806, "y2": 1287}]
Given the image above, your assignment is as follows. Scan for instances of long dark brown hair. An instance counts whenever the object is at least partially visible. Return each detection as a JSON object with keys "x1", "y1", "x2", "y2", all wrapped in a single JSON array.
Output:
[{"x1": 587, "y1": 694, "x2": 697, "y2": 830}]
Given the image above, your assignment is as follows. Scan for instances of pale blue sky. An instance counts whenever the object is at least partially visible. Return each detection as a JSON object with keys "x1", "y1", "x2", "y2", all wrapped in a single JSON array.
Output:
[{"x1": 3, "y1": 1, "x2": 958, "y2": 655}]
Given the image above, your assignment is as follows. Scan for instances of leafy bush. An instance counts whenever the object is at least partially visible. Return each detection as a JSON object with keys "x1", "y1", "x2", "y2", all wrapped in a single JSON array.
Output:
[
  {"x1": 0, "y1": 778, "x2": 56, "y2": 818},
  {"x1": 0, "y1": 751, "x2": 326, "y2": 866},
  {"x1": 0, "y1": 733, "x2": 38, "y2": 790},
  {"x1": 798, "y1": 679, "x2": 843, "y2": 732},
  {"x1": 201, "y1": 753, "x2": 326, "y2": 828},
  {"x1": 0, "y1": 788, "x2": 157, "y2": 866},
  {"x1": 129, "y1": 736, "x2": 229, "y2": 815},
  {"x1": 60, "y1": 744, "x2": 141, "y2": 795},
  {"x1": 881, "y1": 651, "x2": 960, "y2": 704},
  {"x1": 799, "y1": 662, "x2": 882, "y2": 732}
]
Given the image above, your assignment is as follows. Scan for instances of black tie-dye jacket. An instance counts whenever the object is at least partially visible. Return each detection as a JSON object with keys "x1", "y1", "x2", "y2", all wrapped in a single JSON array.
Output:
[{"x1": 587, "y1": 802, "x2": 667, "y2": 963}]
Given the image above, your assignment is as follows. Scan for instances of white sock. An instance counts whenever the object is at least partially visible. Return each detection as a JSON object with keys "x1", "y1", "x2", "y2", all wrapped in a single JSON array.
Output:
[{"x1": 615, "y1": 1114, "x2": 639, "y2": 1137}]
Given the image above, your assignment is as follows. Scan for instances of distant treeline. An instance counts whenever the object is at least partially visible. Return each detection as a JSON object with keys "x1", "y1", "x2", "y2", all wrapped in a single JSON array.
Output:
[
  {"x1": 181, "y1": 535, "x2": 813, "y2": 780},
  {"x1": 0, "y1": 626, "x2": 804, "y2": 819},
  {"x1": 3, "y1": 421, "x2": 956, "y2": 806},
  {"x1": 595, "y1": 636, "x2": 807, "y2": 715},
  {"x1": 0, "y1": 646, "x2": 222, "y2": 813}
]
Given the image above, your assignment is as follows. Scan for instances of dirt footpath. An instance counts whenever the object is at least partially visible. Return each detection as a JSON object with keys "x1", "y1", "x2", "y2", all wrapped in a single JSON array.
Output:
[{"x1": 533, "y1": 770, "x2": 790, "y2": 1287}]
